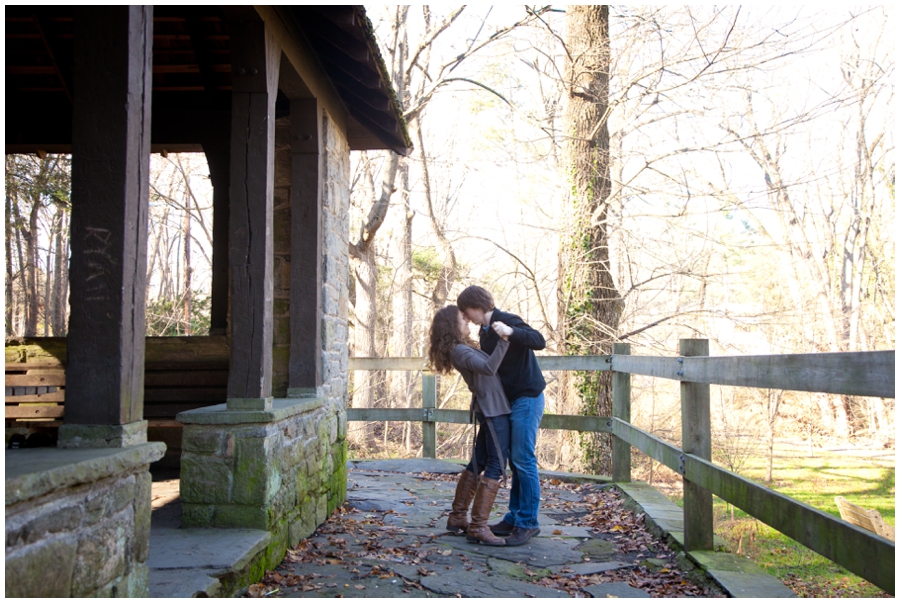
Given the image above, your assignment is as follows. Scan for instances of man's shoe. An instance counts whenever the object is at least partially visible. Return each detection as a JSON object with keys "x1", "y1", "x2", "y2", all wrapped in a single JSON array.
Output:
[
  {"x1": 489, "y1": 520, "x2": 515, "y2": 537},
  {"x1": 505, "y1": 526, "x2": 540, "y2": 547}
]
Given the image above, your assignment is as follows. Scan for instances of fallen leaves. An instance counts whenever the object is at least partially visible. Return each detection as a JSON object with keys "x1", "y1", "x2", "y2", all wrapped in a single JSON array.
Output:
[{"x1": 242, "y1": 471, "x2": 720, "y2": 598}]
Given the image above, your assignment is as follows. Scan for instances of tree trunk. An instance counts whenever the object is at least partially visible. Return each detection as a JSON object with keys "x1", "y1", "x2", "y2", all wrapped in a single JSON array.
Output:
[
  {"x1": 23, "y1": 197, "x2": 42, "y2": 336},
  {"x1": 44, "y1": 228, "x2": 52, "y2": 336},
  {"x1": 559, "y1": 5, "x2": 620, "y2": 475},
  {"x1": 352, "y1": 245, "x2": 379, "y2": 448},
  {"x1": 350, "y1": 151, "x2": 401, "y2": 449},
  {"x1": 14, "y1": 196, "x2": 28, "y2": 335},
  {"x1": 390, "y1": 159, "x2": 415, "y2": 451},
  {"x1": 52, "y1": 208, "x2": 69, "y2": 335},
  {"x1": 6, "y1": 191, "x2": 16, "y2": 335},
  {"x1": 183, "y1": 185, "x2": 192, "y2": 335},
  {"x1": 417, "y1": 125, "x2": 457, "y2": 314}
]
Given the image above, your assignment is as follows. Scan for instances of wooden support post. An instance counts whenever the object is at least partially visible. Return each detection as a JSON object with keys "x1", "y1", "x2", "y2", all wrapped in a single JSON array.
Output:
[
  {"x1": 422, "y1": 372, "x2": 437, "y2": 459},
  {"x1": 287, "y1": 97, "x2": 324, "y2": 396},
  {"x1": 680, "y1": 338, "x2": 713, "y2": 551},
  {"x1": 64, "y1": 6, "x2": 153, "y2": 439},
  {"x1": 226, "y1": 20, "x2": 280, "y2": 410},
  {"x1": 612, "y1": 342, "x2": 632, "y2": 483},
  {"x1": 203, "y1": 135, "x2": 231, "y2": 336}
]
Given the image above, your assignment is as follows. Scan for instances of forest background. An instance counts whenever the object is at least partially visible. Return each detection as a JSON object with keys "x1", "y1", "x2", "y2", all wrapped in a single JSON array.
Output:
[{"x1": 4, "y1": 6, "x2": 894, "y2": 483}]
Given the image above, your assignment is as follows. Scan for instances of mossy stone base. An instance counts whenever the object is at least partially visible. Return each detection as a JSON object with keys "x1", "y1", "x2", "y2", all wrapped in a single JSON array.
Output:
[
  {"x1": 5, "y1": 445, "x2": 163, "y2": 598},
  {"x1": 179, "y1": 399, "x2": 347, "y2": 549}
]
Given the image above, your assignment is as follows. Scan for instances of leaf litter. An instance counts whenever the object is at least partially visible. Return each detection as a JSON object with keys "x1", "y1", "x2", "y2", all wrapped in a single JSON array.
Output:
[{"x1": 244, "y1": 470, "x2": 723, "y2": 597}]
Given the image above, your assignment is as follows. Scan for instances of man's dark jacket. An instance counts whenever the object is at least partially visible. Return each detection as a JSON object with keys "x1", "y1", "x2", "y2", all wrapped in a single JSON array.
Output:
[{"x1": 478, "y1": 308, "x2": 546, "y2": 401}]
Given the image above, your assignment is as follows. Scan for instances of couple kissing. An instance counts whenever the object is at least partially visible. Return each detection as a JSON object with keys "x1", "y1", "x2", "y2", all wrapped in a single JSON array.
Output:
[{"x1": 428, "y1": 285, "x2": 546, "y2": 547}]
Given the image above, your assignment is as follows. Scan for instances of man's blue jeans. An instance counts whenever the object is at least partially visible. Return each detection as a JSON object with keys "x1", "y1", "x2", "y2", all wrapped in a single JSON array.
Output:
[{"x1": 502, "y1": 393, "x2": 544, "y2": 529}]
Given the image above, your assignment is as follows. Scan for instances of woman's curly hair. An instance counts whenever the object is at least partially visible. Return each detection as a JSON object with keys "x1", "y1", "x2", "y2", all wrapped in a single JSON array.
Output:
[{"x1": 428, "y1": 305, "x2": 477, "y2": 375}]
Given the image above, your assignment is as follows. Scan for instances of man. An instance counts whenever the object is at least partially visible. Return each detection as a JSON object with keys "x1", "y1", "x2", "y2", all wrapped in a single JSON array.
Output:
[{"x1": 457, "y1": 285, "x2": 546, "y2": 547}]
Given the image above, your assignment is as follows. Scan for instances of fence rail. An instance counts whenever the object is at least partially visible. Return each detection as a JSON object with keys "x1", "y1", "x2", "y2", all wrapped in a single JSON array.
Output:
[{"x1": 348, "y1": 345, "x2": 895, "y2": 593}]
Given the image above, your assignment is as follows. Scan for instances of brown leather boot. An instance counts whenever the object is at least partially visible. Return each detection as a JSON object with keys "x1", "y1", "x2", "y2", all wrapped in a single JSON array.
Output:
[
  {"x1": 446, "y1": 470, "x2": 477, "y2": 534},
  {"x1": 466, "y1": 477, "x2": 506, "y2": 546}
]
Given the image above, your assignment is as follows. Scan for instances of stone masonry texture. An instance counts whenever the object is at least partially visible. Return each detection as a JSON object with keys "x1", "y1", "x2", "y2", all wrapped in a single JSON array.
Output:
[
  {"x1": 179, "y1": 109, "x2": 350, "y2": 563},
  {"x1": 5, "y1": 464, "x2": 155, "y2": 597}
]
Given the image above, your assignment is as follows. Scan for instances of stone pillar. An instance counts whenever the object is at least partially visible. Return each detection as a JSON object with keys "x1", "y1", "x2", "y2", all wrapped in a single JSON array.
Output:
[
  {"x1": 61, "y1": 5, "x2": 153, "y2": 448},
  {"x1": 177, "y1": 110, "x2": 350, "y2": 541},
  {"x1": 226, "y1": 21, "x2": 280, "y2": 411}
]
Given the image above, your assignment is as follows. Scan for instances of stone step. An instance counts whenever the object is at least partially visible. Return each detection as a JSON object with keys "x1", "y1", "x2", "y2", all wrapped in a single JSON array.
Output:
[
  {"x1": 147, "y1": 526, "x2": 271, "y2": 598},
  {"x1": 617, "y1": 481, "x2": 797, "y2": 598}
]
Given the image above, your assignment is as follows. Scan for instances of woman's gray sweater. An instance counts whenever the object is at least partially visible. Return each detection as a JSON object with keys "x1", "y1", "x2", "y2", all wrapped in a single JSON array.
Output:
[{"x1": 450, "y1": 338, "x2": 510, "y2": 418}]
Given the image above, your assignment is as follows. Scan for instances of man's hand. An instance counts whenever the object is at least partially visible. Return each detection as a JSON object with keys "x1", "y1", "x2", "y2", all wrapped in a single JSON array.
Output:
[{"x1": 492, "y1": 321, "x2": 513, "y2": 340}]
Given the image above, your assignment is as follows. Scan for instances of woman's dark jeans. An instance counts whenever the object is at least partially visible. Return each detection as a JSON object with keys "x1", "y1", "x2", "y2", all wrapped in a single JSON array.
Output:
[{"x1": 465, "y1": 412, "x2": 511, "y2": 481}]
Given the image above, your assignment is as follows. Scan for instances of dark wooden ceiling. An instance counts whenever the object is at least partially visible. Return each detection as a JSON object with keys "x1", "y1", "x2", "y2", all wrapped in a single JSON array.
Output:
[{"x1": 5, "y1": 6, "x2": 410, "y2": 155}]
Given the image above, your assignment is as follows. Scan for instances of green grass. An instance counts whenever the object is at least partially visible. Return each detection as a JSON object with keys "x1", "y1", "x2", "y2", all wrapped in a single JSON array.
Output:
[{"x1": 710, "y1": 440, "x2": 895, "y2": 598}]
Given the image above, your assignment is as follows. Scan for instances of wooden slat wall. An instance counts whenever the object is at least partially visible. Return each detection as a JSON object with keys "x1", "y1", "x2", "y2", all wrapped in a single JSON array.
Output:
[{"x1": 5, "y1": 337, "x2": 230, "y2": 428}]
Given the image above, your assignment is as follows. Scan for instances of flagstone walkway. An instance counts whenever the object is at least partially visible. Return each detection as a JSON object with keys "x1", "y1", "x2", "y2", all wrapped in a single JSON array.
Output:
[{"x1": 247, "y1": 459, "x2": 728, "y2": 598}]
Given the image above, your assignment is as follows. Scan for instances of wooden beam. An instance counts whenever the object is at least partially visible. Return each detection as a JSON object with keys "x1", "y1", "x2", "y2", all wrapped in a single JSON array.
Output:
[
  {"x1": 256, "y1": 6, "x2": 347, "y2": 133},
  {"x1": 612, "y1": 343, "x2": 632, "y2": 483},
  {"x1": 183, "y1": 8, "x2": 222, "y2": 95},
  {"x1": 347, "y1": 408, "x2": 426, "y2": 423},
  {"x1": 5, "y1": 374, "x2": 66, "y2": 387},
  {"x1": 680, "y1": 339, "x2": 713, "y2": 551},
  {"x1": 32, "y1": 10, "x2": 74, "y2": 104},
  {"x1": 422, "y1": 373, "x2": 436, "y2": 458},
  {"x1": 611, "y1": 418, "x2": 895, "y2": 595},
  {"x1": 348, "y1": 357, "x2": 430, "y2": 371},
  {"x1": 288, "y1": 97, "x2": 323, "y2": 391},
  {"x1": 539, "y1": 414, "x2": 611, "y2": 433},
  {"x1": 611, "y1": 351, "x2": 894, "y2": 398},
  {"x1": 225, "y1": 20, "x2": 280, "y2": 406},
  {"x1": 202, "y1": 139, "x2": 230, "y2": 334},
  {"x1": 538, "y1": 355, "x2": 612, "y2": 371},
  {"x1": 346, "y1": 356, "x2": 614, "y2": 371},
  {"x1": 7, "y1": 406, "x2": 65, "y2": 419},
  {"x1": 67, "y1": 6, "x2": 153, "y2": 426},
  {"x1": 5, "y1": 392, "x2": 66, "y2": 403}
]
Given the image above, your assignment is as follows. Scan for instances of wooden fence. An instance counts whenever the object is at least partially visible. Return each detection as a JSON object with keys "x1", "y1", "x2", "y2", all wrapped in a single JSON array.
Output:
[{"x1": 348, "y1": 342, "x2": 895, "y2": 594}]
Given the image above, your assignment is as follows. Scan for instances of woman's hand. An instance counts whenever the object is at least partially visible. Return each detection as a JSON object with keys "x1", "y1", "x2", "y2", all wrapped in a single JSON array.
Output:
[{"x1": 492, "y1": 321, "x2": 513, "y2": 340}]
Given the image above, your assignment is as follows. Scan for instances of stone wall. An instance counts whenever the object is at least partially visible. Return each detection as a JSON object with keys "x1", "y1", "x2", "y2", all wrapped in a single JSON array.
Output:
[
  {"x1": 178, "y1": 107, "x2": 350, "y2": 561},
  {"x1": 320, "y1": 106, "x2": 351, "y2": 458},
  {"x1": 180, "y1": 398, "x2": 344, "y2": 533},
  {"x1": 5, "y1": 444, "x2": 165, "y2": 597}
]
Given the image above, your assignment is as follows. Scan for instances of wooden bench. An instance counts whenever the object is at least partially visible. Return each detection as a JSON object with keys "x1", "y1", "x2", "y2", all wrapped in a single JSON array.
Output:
[
  {"x1": 5, "y1": 363, "x2": 66, "y2": 425},
  {"x1": 835, "y1": 496, "x2": 895, "y2": 541},
  {"x1": 6, "y1": 336, "x2": 229, "y2": 464}
]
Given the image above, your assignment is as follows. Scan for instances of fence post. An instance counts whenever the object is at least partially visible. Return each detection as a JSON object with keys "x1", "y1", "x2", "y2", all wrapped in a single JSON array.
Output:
[
  {"x1": 422, "y1": 372, "x2": 436, "y2": 459},
  {"x1": 680, "y1": 338, "x2": 713, "y2": 551},
  {"x1": 612, "y1": 343, "x2": 631, "y2": 483}
]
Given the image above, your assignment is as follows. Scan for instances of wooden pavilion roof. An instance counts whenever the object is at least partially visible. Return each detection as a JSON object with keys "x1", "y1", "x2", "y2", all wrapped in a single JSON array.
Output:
[{"x1": 5, "y1": 6, "x2": 411, "y2": 155}]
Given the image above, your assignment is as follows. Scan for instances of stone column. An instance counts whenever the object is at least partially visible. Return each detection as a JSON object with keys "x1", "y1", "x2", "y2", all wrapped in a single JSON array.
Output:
[{"x1": 61, "y1": 5, "x2": 153, "y2": 448}]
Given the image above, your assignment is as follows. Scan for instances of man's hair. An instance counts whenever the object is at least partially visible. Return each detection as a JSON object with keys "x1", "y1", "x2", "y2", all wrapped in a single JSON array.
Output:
[{"x1": 457, "y1": 285, "x2": 495, "y2": 312}]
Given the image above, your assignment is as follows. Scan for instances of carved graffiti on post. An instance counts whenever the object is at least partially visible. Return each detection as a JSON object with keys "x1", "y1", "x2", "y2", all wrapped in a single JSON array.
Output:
[{"x1": 82, "y1": 226, "x2": 114, "y2": 301}]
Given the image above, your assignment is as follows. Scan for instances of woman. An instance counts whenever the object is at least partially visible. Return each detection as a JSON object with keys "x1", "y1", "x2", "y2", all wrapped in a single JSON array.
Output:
[{"x1": 428, "y1": 304, "x2": 513, "y2": 546}]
